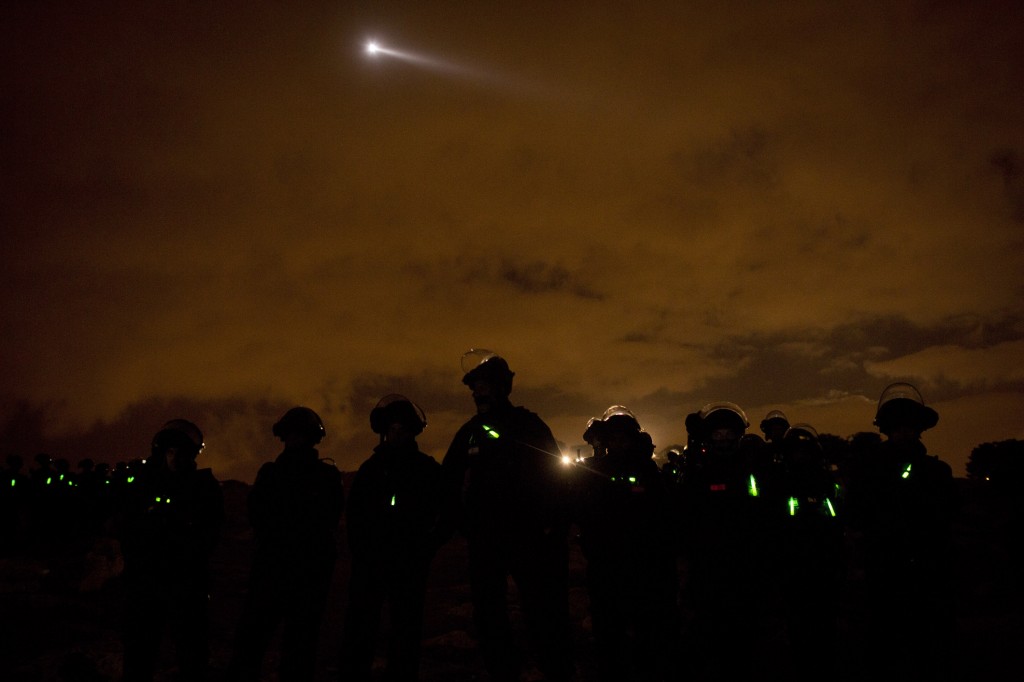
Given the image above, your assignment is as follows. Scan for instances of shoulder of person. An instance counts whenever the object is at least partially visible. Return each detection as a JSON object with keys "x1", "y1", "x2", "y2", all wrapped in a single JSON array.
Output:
[
  {"x1": 316, "y1": 458, "x2": 343, "y2": 479},
  {"x1": 196, "y1": 467, "x2": 218, "y2": 481},
  {"x1": 923, "y1": 454, "x2": 954, "y2": 478},
  {"x1": 509, "y1": 405, "x2": 553, "y2": 430},
  {"x1": 415, "y1": 449, "x2": 441, "y2": 464},
  {"x1": 251, "y1": 460, "x2": 279, "y2": 485}
]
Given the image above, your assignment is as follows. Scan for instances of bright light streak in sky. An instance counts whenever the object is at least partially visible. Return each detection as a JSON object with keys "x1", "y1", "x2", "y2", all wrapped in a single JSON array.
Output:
[{"x1": 362, "y1": 38, "x2": 485, "y2": 80}]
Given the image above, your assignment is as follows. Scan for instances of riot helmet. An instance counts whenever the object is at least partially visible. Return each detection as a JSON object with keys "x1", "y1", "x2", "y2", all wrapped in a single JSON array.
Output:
[
  {"x1": 152, "y1": 419, "x2": 205, "y2": 457},
  {"x1": 699, "y1": 402, "x2": 750, "y2": 433},
  {"x1": 782, "y1": 423, "x2": 824, "y2": 468},
  {"x1": 873, "y1": 382, "x2": 938, "y2": 435},
  {"x1": 598, "y1": 405, "x2": 642, "y2": 434},
  {"x1": 760, "y1": 409, "x2": 790, "y2": 441},
  {"x1": 784, "y1": 423, "x2": 819, "y2": 442},
  {"x1": 152, "y1": 419, "x2": 205, "y2": 472},
  {"x1": 584, "y1": 405, "x2": 648, "y2": 458},
  {"x1": 697, "y1": 402, "x2": 749, "y2": 457},
  {"x1": 461, "y1": 348, "x2": 515, "y2": 394},
  {"x1": 370, "y1": 394, "x2": 428, "y2": 436},
  {"x1": 583, "y1": 416, "x2": 605, "y2": 448},
  {"x1": 273, "y1": 406, "x2": 326, "y2": 445}
]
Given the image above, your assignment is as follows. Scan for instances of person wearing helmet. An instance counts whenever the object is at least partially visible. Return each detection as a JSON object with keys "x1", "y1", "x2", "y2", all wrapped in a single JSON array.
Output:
[
  {"x1": 339, "y1": 394, "x2": 442, "y2": 682},
  {"x1": 846, "y1": 382, "x2": 957, "y2": 680},
  {"x1": 439, "y1": 349, "x2": 575, "y2": 682},
  {"x1": 227, "y1": 407, "x2": 344, "y2": 682},
  {"x1": 1, "y1": 454, "x2": 29, "y2": 556},
  {"x1": 758, "y1": 408, "x2": 791, "y2": 480},
  {"x1": 573, "y1": 406, "x2": 680, "y2": 682},
  {"x1": 771, "y1": 423, "x2": 844, "y2": 680},
  {"x1": 117, "y1": 419, "x2": 224, "y2": 682},
  {"x1": 676, "y1": 402, "x2": 774, "y2": 680},
  {"x1": 760, "y1": 409, "x2": 790, "y2": 444}
]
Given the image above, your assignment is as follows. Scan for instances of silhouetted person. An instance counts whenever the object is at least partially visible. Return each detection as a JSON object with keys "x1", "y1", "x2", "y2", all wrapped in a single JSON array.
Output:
[
  {"x1": 1, "y1": 454, "x2": 29, "y2": 556},
  {"x1": 760, "y1": 409, "x2": 790, "y2": 446},
  {"x1": 439, "y1": 349, "x2": 575, "y2": 682},
  {"x1": 574, "y1": 406, "x2": 679, "y2": 682},
  {"x1": 658, "y1": 445, "x2": 686, "y2": 486},
  {"x1": 770, "y1": 424, "x2": 844, "y2": 681},
  {"x1": 758, "y1": 409, "x2": 790, "y2": 485},
  {"x1": 116, "y1": 419, "x2": 224, "y2": 682},
  {"x1": 228, "y1": 406, "x2": 344, "y2": 682},
  {"x1": 675, "y1": 402, "x2": 773, "y2": 680},
  {"x1": 339, "y1": 394, "x2": 443, "y2": 682},
  {"x1": 846, "y1": 383, "x2": 957, "y2": 681}
]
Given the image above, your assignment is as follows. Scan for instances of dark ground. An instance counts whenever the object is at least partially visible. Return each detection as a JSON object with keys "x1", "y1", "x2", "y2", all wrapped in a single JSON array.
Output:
[{"x1": 1, "y1": 478, "x2": 1021, "y2": 681}]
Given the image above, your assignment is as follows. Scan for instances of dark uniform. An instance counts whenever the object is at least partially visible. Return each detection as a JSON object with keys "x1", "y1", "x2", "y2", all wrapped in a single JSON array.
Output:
[
  {"x1": 676, "y1": 403, "x2": 772, "y2": 680},
  {"x1": 770, "y1": 424, "x2": 844, "y2": 681},
  {"x1": 440, "y1": 350, "x2": 574, "y2": 682},
  {"x1": 847, "y1": 383, "x2": 957, "y2": 681},
  {"x1": 340, "y1": 395, "x2": 443, "y2": 682},
  {"x1": 574, "y1": 407, "x2": 679, "y2": 682},
  {"x1": 118, "y1": 420, "x2": 224, "y2": 682},
  {"x1": 228, "y1": 407, "x2": 344, "y2": 682}
]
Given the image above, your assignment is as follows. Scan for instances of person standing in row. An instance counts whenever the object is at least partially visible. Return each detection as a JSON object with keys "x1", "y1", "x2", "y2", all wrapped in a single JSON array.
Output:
[
  {"x1": 676, "y1": 402, "x2": 773, "y2": 680},
  {"x1": 227, "y1": 407, "x2": 344, "y2": 682},
  {"x1": 339, "y1": 394, "x2": 443, "y2": 682},
  {"x1": 440, "y1": 349, "x2": 576, "y2": 682},
  {"x1": 575, "y1": 405, "x2": 680, "y2": 682},
  {"x1": 846, "y1": 382, "x2": 958, "y2": 680},
  {"x1": 118, "y1": 419, "x2": 224, "y2": 682}
]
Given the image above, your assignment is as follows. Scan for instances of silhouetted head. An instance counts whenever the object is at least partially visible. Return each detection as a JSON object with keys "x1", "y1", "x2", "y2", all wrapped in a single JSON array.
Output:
[
  {"x1": 584, "y1": 405, "x2": 653, "y2": 460},
  {"x1": 873, "y1": 382, "x2": 938, "y2": 440},
  {"x1": 461, "y1": 348, "x2": 514, "y2": 414},
  {"x1": 370, "y1": 394, "x2": 427, "y2": 443},
  {"x1": 698, "y1": 401, "x2": 749, "y2": 457},
  {"x1": 273, "y1": 406, "x2": 326, "y2": 446},
  {"x1": 782, "y1": 423, "x2": 823, "y2": 468},
  {"x1": 760, "y1": 409, "x2": 790, "y2": 442},
  {"x1": 152, "y1": 419, "x2": 205, "y2": 472}
]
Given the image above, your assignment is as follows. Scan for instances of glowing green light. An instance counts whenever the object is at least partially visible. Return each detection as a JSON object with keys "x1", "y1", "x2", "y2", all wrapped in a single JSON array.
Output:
[
  {"x1": 901, "y1": 463, "x2": 912, "y2": 480},
  {"x1": 390, "y1": 494, "x2": 397, "y2": 506},
  {"x1": 628, "y1": 476, "x2": 637, "y2": 484},
  {"x1": 127, "y1": 476, "x2": 135, "y2": 483},
  {"x1": 825, "y1": 498, "x2": 836, "y2": 517},
  {"x1": 788, "y1": 497, "x2": 799, "y2": 516},
  {"x1": 481, "y1": 425, "x2": 501, "y2": 439},
  {"x1": 155, "y1": 496, "x2": 162, "y2": 503},
  {"x1": 748, "y1": 474, "x2": 759, "y2": 497},
  {"x1": 9, "y1": 479, "x2": 15, "y2": 487},
  {"x1": 46, "y1": 476, "x2": 52, "y2": 485}
]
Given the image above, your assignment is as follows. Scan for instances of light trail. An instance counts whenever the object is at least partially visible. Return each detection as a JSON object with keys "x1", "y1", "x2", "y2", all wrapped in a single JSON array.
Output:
[{"x1": 362, "y1": 38, "x2": 486, "y2": 80}]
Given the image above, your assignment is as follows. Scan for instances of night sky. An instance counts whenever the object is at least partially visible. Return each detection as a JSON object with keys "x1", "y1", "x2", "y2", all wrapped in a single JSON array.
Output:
[{"x1": 3, "y1": 1, "x2": 1022, "y2": 482}]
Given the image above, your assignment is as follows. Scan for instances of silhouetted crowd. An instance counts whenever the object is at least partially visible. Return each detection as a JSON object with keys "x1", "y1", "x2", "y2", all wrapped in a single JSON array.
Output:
[{"x1": 0, "y1": 349, "x2": 961, "y2": 682}]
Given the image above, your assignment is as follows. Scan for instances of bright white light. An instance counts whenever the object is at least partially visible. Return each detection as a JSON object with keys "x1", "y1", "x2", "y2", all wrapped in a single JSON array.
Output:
[
  {"x1": 561, "y1": 454, "x2": 572, "y2": 466},
  {"x1": 358, "y1": 37, "x2": 482, "y2": 80}
]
